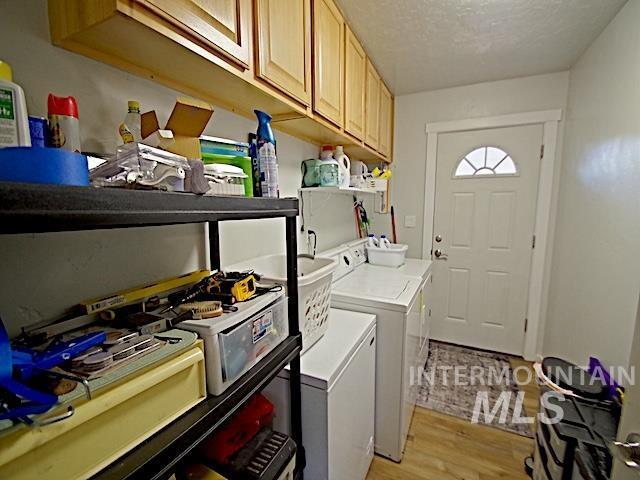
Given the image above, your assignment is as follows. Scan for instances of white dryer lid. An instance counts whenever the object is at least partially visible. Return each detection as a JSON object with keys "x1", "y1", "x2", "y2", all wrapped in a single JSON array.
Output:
[
  {"x1": 331, "y1": 269, "x2": 422, "y2": 312},
  {"x1": 334, "y1": 269, "x2": 410, "y2": 299},
  {"x1": 359, "y1": 259, "x2": 433, "y2": 283}
]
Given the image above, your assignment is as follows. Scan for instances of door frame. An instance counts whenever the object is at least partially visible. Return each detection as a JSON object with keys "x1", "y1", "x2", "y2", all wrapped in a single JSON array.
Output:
[{"x1": 422, "y1": 110, "x2": 562, "y2": 360}]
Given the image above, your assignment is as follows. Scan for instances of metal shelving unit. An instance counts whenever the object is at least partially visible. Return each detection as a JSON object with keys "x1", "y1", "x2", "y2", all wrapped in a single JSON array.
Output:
[{"x1": 0, "y1": 182, "x2": 305, "y2": 480}]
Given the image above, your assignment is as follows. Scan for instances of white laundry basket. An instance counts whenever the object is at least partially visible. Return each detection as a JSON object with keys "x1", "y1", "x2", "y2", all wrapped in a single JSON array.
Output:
[{"x1": 234, "y1": 254, "x2": 337, "y2": 353}]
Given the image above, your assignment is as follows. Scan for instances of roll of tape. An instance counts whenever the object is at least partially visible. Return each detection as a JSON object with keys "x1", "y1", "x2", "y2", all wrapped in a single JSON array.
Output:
[{"x1": 0, "y1": 146, "x2": 89, "y2": 186}]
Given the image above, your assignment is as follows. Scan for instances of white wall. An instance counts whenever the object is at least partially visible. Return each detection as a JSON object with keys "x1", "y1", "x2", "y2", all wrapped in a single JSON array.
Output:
[
  {"x1": 543, "y1": 0, "x2": 640, "y2": 371},
  {"x1": 392, "y1": 71, "x2": 570, "y2": 259},
  {"x1": 0, "y1": 0, "x2": 362, "y2": 336}
]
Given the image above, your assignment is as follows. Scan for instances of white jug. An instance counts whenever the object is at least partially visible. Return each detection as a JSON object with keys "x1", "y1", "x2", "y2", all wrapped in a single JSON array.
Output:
[
  {"x1": 334, "y1": 146, "x2": 351, "y2": 188},
  {"x1": 350, "y1": 159, "x2": 368, "y2": 176}
]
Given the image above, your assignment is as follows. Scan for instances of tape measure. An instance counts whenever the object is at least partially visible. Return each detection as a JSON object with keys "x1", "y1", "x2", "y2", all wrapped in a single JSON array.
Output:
[{"x1": 209, "y1": 272, "x2": 257, "y2": 302}]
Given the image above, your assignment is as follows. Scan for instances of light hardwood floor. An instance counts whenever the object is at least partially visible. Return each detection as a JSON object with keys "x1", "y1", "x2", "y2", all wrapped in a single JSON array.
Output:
[{"x1": 366, "y1": 359, "x2": 539, "y2": 480}]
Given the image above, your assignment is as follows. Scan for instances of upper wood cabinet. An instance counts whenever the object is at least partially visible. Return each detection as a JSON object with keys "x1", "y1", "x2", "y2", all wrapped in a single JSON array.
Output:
[
  {"x1": 378, "y1": 82, "x2": 392, "y2": 157},
  {"x1": 364, "y1": 59, "x2": 381, "y2": 150},
  {"x1": 255, "y1": 0, "x2": 311, "y2": 106},
  {"x1": 138, "y1": 0, "x2": 252, "y2": 68},
  {"x1": 344, "y1": 25, "x2": 366, "y2": 141},
  {"x1": 312, "y1": 0, "x2": 345, "y2": 127},
  {"x1": 49, "y1": 0, "x2": 392, "y2": 162}
]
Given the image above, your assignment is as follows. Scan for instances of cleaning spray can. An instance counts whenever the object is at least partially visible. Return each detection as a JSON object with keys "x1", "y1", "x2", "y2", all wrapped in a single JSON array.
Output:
[
  {"x1": 254, "y1": 110, "x2": 279, "y2": 198},
  {"x1": 48, "y1": 93, "x2": 81, "y2": 152}
]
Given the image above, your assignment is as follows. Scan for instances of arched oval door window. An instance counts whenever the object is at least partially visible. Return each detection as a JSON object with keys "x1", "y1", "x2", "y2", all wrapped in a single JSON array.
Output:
[{"x1": 453, "y1": 146, "x2": 518, "y2": 178}]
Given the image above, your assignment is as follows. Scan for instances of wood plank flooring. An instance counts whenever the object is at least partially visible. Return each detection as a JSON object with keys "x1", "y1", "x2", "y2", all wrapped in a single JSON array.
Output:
[{"x1": 366, "y1": 359, "x2": 539, "y2": 480}]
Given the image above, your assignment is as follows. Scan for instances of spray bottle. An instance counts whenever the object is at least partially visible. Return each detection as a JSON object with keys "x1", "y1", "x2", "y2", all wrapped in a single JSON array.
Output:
[{"x1": 254, "y1": 110, "x2": 279, "y2": 198}]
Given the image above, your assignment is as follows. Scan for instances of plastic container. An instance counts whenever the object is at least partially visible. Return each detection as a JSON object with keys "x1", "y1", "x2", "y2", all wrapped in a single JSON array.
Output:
[
  {"x1": 233, "y1": 254, "x2": 337, "y2": 353},
  {"x1": 379, "y1": 235, "x2": 391, "y2": 248},
  {"x1": 114, "y1": 142, "x2": 190, "y2": 191},
  {"x1": 48, "y1": 93, "x2": 81, "y2": 152},
  {"x1": 0, "y1": 60, "x2": 31, "y2": 148},
  {"x1": 367, "y1": 234, "x2": 378, "y2": 247},
  {"x1": 28, "y1": 116, "x2": 47, "y2": 147},
  {"x1": 255, "y1": 110, "x2": 279, "y2": 198},
  {"x1": 119, "y1": 100, "x2": 142, "y2": 144},
  {"x1": 366, "y1": 243, "x2": 408, "y2": 267},
  {"x1": 219, "y1": 296, "x2": 287, "y2": 380},
  {"x1": 202, "y1": 152, "x2": 253, "y2": 197},
  {"x1": 334, "y1": 145, "x2": 350, "y2": 188},
  {"x1": 319, "y1": 146, "x2": 339, "y2": 187},
  {"x1": 204, "y1": 163, "x2": 248, "y2": 196},
  {"x1": 180, "y1": 291, "x2": 288, "y2": 395},
  {"x1": 0, "y1": 147, "x2": 89, "y2": 186},
  {"x1": 301, "y1": 158, "x2": 322, "y2": 187}
]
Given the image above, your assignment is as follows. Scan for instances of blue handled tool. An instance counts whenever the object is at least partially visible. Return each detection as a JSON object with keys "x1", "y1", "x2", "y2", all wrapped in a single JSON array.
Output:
[{"x1": 0, "y1": 317, "x2": 106, "y2": 424}]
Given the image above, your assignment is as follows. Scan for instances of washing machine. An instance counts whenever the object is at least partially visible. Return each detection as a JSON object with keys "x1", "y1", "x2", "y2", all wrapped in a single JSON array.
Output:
[{"x1": 323, "y1": 242, "x2": 424, "y2": 462}]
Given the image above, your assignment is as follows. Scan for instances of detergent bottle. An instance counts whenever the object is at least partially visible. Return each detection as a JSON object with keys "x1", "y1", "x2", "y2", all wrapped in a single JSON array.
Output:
[
  {"x1": 367, "y1": 234, "x2": 379, "y2": 248},
  {"x1": 0, "y1": 60, "x2": 30, "y2": 148},
  {"x1": 254, "y1": 110, "x2": 279, "y2": 198},
  {"x1": 334, "y1": 145, "x2": 351, "y2": 188},
  {"x1": 379, "y1": 235, "x2": 391, "y2": 248}
]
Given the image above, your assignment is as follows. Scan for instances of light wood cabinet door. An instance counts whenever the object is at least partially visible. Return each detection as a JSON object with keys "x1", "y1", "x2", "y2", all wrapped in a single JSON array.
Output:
[
  {"x1": 364, "y1": 58, "x2": 380, "y2": 149},
  {"x1": 378, "y1": 82, "x2": 392, "y2": 157},
  {"x1": 139, "y1": 0, "x2": 252, "y2": 68},
  {"x1": 255, "y1": 0, "x2": 311, "y2": 105},
  {"x1": 344, "y1": 25, "x2": 366, "y2": 140},
  {"x1": 313, "y1": 0, "x2": 344, "y2": 126}
]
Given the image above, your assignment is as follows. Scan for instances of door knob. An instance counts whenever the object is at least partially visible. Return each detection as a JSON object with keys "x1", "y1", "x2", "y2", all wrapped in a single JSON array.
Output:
[
  {"x1": 434, "y1": 249, "x2": 448, "y2": 260},
  {"x1": 610, "y1": 433, "x2": 640, "y2": 471},
  {"x1": 435, "y1": 235, "x2": 442, "y2": 243}
]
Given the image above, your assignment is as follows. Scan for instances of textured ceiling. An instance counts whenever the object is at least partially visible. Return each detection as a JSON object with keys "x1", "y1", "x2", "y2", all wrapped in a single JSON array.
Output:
[{"x1": 337, "y1": 0, "x2": 627, "y2": 94}]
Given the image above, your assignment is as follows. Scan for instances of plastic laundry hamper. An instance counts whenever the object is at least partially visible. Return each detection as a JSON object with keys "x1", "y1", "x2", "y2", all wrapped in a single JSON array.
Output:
[{"x1": 240, "y1": 254, "x2": 337, "y2": 353}]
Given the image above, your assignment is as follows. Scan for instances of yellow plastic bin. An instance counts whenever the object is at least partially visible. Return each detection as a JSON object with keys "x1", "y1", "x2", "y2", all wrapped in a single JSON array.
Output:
[{"x1": 0, "y1": 342, "x2": 207, "y2": 480}]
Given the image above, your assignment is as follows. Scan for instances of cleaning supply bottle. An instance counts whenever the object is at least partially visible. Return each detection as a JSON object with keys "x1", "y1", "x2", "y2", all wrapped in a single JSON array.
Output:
[
  {"x1": 0, "y1": 60, "x2": 30, "y2": 148},
  {"x1": 248, "y1": 133, "x2": 262, "y2": 197},
  {"x1": 119, "y1": 100, "x2": 141, "y2": 144},
  {"x1": 334, "y1": 145, "x2": 351, "y2": 188},
  {"x1": 48, "y1": 93, "x2": 81, "y2": 152},
  {"x1": 379, "y1": 235, "x2": 391, "y2": 248},
  {"x1": 254, "y1": 110, "x2": 279, "y2": 198},
  {"x1": 367, "y1": 234, "x2": 379, "y2": 248},
  {"x1": 319, "y1": 145, "x2": 339, "y2": 187}
]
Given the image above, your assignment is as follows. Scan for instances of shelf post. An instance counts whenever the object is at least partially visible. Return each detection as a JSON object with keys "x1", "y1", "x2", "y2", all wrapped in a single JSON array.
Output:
[
  {"x1": 285, "y1": 216, "x2": 305, "y2": 478},
  {"x1": 208, "y1": 221, "x2": 221, "y2": 270}
]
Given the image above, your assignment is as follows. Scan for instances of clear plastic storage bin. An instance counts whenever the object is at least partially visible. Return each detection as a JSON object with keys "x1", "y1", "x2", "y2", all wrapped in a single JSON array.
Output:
[
  {"x1": 219, "y1": 296, "x2": 288, "y2": 381},
  {"x1": 180, "y1": 291, "x2": 288, "y2": 395}
]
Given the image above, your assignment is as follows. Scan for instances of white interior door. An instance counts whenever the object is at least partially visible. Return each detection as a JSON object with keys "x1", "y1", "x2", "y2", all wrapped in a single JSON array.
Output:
[
  {"x1": 612, "y1": 295, "x2": 640, "y2": 480},
  {"x1": 430, "y1": 124, "x2": 543, "y2": 355}
]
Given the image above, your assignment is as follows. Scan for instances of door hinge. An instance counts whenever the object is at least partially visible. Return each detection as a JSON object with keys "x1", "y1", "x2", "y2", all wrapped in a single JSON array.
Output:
[
  {"x1": 428, "y1": 308, "x2": 432, "y2": 317},
  {"x1": 540, "y1": 144, "x2": 545, "y2": 159},
  {"x1": 524, "y1": 318, "x2": 528, "y2": 332},
  {"x1": 532, "y1": 235, "x2": 536, "y2": 249}
]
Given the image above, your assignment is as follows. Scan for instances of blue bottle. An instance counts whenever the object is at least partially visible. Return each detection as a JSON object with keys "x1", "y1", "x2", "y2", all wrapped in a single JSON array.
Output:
[{"x1": 254, "y1": 110, "x2": 279, "y2": 198}]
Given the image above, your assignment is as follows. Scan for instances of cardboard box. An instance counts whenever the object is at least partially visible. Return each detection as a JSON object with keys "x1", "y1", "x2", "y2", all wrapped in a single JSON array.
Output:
[{"x1": 142, "y1": 97, "x2": 214, "y2": 159}]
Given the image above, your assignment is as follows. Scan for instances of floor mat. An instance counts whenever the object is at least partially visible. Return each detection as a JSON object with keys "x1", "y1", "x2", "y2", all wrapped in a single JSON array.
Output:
[{"x1": 416, "y1": 340, "x2": 534, "y2": 437}]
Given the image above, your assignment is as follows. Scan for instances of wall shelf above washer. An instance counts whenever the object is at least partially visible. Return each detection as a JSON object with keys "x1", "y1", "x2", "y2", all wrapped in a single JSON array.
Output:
[{"x1": 298, "y1": 186, "x2": 377, "y2": 195}]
